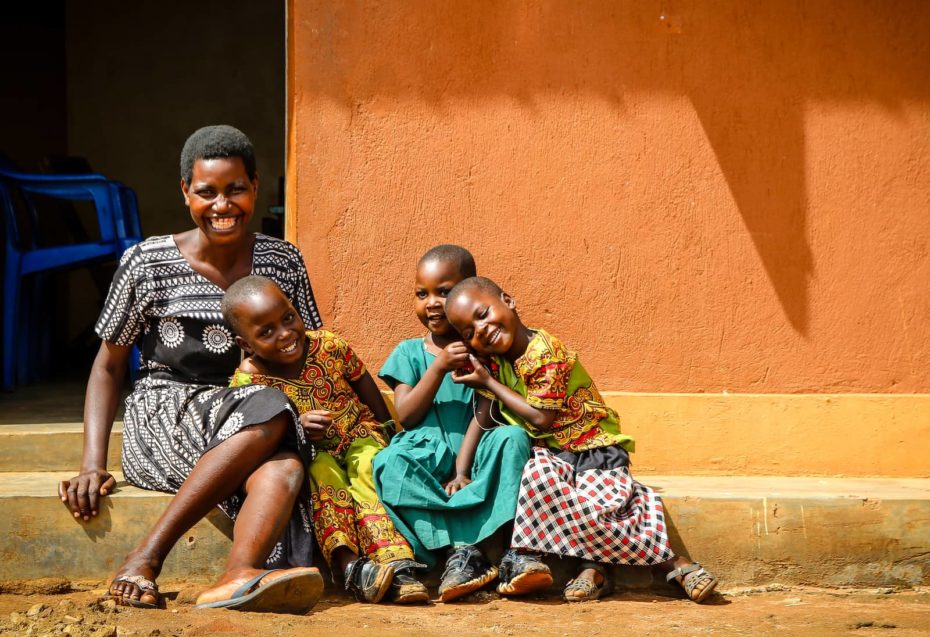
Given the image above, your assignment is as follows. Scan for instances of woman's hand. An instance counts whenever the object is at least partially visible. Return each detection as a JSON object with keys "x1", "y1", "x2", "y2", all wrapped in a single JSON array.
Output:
[
  {"x1": 435, "y1": 341, "x2": 471, "y2": 373},
  {"x1": 443, "y1": 474, "x2": 472, "y2": 496},
  {"x1": 450, "y1": 354, "x2": 492, "y2": 389},
  {"x1": 59, "y1": 469, "x2": 116, "y2": 521},
  {"x1": 299, "y1": 410, "x2": 332, "y2": 441}
]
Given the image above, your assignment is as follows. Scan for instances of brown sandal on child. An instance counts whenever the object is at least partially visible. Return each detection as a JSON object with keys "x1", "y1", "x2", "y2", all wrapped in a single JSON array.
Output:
[
  {"x1": 665, "y1": 562, "x2": 718, "y2": 603},
  {"x1": 563, "y1": 563, "x2": 608, "y2": 603}
]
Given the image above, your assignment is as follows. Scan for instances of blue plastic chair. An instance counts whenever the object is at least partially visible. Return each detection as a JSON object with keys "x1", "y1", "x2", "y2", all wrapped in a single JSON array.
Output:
[{"x1": 1, "y1": 167, "x2": 143, "y2": 390}]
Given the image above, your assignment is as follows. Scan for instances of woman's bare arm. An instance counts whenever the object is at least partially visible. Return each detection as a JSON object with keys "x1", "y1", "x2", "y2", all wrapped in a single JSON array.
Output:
[{"x1": 59, "y1": 341, "x2": 131, "y2": 520}]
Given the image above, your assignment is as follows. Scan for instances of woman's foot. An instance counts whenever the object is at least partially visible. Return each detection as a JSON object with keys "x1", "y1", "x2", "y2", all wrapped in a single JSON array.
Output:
[
  {"x1": 194, "y1": 567, "x2": 316, "y2": 606},
  {"x1": 563, "y1": 565, "x2": 608, "y2": 603},
  {"x1": 194, "y1": 567, "x2": 323, "y2": 614},
  {"x1": 106, "y1": 551, "x2": 164, "y2": 609},
  {"x1": 438, "y1": 545, "x2": 498, "y2": 602},
  {"x1": 665, "y1": 561, "x2": 718, "y2": 603},
  {"x1": 387, "y1": 559, "x2": 430, "y2": 604},
  {"x1": 344, "y1": 557, "x2": 395, "y2": 603},
  {"x1": 496, "y1": 549, "x2": 553, "y2": 596}
]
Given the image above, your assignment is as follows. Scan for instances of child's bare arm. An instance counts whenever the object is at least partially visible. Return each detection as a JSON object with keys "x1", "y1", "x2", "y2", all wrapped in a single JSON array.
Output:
[
  {"x1": 444, "y1": 396, "x2": 494, "y2": 495},
  {"x1": 392, "y1": 341, "x2": 470, "y2": 428},
  {"x1": 452, "y1": 355, "x2": 558, "y2": 430},
  {"x1": 351, "y1": 370, "x2": 393, "y2": 424}
]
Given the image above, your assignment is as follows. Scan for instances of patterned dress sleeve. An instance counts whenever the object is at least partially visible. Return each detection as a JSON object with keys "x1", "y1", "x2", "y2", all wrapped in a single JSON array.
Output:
[
  {"x1": 521, "y1": 339, "x2": 572, "y2": 411},
  {"x1": 94, "y1": 243, "x2": 146, "y2": 347},
  {"x1": 282, "y1": 239, "x2": 322, "y2": 330},
  {"x1": 377, "y1": 340, "x2": 421, "y2": 389},
  {"x1": 326, "y1": 331, "x2": 367, "y2": 382}
]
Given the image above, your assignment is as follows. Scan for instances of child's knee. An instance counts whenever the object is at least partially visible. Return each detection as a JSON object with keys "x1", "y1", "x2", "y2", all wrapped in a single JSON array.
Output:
[
  {"x1": 489, "y1": 425, "x2": 532, "y2": 453},
  {"x1": 308, "y1": 452, "x2": 342, "y2": 485}
]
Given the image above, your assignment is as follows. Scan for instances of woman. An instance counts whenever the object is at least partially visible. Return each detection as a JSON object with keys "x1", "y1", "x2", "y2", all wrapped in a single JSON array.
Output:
[{"x1": 59, "y1": 125, "x2": 327, "y2": 613}]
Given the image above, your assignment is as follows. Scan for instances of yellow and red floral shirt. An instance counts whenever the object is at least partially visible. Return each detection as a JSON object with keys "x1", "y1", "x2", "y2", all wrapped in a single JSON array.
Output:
[
  {"x1": 480, "y1": 329, "x2": 634, "y2": 454},
  {"x1": 231, "y1": 329, "x2": 389, "y2": 459}
]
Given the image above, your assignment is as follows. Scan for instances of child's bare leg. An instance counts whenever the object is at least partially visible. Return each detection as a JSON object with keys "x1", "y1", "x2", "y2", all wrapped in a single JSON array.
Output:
[
  {"x1": 332, "y1": 546, "x2": 359, "y2": 576},
  {"x1": 194, "y1": 449, "x2": 308, "y2": 604},
  {"x1": 109, "y1": 414, "x2": 291, "y2": 606}
]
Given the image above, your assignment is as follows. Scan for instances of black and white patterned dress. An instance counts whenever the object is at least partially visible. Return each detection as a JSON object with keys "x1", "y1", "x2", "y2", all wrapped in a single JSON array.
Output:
[{"x1": 95, "y1": 234, "x2": 323, "y2": 568}]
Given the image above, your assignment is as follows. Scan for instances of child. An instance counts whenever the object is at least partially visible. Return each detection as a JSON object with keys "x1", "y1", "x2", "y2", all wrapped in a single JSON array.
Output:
[
  {"x1": 371, "y1": 246, "x2": 532, "y2": 602},
  {"x1": 445, "y1": 276, "x2": 719, "y2": 603},
  {"x1": 221, "y1": 275, "x2": 428, "y2": 604}
]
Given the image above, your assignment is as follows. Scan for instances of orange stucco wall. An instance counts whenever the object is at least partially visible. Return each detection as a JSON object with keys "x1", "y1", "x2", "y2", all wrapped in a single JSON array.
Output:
[{"x1": 287, "y1": 1, "x2": 930, "y2": 393}]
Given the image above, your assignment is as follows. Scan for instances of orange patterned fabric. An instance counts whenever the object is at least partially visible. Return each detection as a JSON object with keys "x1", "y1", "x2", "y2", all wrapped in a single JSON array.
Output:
[
  {"x1": 483, "y1": 329, "x2": 634, "y2": 453},
  {"x1": 309, "y1": 438, "x2": 414, "y2": 566},
  {"x1": 231, "y1": 329, "x2": 390, "y2": 460}
]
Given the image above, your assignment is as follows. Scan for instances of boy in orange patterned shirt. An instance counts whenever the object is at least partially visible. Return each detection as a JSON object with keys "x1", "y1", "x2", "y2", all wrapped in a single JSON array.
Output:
[{"x1": 222, "y1": 275, "x2": 427, "y2": 604}]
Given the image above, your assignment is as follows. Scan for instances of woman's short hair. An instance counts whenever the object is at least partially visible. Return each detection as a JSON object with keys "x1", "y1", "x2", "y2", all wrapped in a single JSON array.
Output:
[{"x1": 180, "y1": 125, "x2": 256, "y2": 184}]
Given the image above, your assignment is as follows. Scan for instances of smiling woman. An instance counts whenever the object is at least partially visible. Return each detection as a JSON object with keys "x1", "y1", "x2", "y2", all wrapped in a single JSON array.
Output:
[{"x1": 59, "y1": 126, "x2": 326, "y2": 614}]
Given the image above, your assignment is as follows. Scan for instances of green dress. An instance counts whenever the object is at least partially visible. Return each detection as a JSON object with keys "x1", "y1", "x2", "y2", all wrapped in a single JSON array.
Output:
[{"x1": 372, "y1": 338, "x2": 532, "y2": 566}]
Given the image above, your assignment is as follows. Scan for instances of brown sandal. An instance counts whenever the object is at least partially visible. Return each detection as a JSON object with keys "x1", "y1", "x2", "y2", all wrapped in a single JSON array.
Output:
[
  {"x1": 666, "y1": 562, "x2": 718, "y2": 603},
  {"x1": 563, "y1": 564, "x2": 608, "y2": 602}
]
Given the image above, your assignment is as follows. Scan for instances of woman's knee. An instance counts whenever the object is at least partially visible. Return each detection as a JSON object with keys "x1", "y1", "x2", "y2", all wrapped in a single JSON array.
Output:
[{"x1": 249, "y1": 451, "x2": 304, "y2": 494}]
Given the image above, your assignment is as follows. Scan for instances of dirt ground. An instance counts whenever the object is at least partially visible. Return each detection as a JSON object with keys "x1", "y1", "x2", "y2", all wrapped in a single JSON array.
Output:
[{"x1": 1, "y1": 579, "x2": 929, "y2": 637}]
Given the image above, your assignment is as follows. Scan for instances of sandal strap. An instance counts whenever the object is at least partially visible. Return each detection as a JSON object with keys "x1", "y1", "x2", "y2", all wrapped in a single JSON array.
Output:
[
  {"x1": 112, "y1": 575, "x2": 158, "y2": 593},
  {"x1": 230, "y1": 569, "x2": 278, "y2": 599},
  {"x1": 665, "y1": 562, "x2": 703, "y2": 583}
]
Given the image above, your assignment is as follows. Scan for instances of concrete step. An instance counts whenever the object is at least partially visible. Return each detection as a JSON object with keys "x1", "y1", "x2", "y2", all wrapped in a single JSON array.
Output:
[
  {"x1": 0, "y1": 423, "x2": 122, "y2": 473},
  {"x1": 2, "y1": 392, "x2": 928, "y2": 477},
  {"x1": 2, "y1": 472, "x2": 928, "y2": 588}
]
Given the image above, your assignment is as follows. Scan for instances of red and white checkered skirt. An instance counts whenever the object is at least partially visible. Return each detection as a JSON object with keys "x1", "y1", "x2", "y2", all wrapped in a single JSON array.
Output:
[{"x1": 510, "y1": 447, "x2": 674, "y2": 565}]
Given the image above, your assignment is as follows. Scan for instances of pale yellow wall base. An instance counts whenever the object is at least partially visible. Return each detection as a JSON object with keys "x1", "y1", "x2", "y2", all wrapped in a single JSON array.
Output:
[{"x1": 385, "y1": 391, "x2": 930, "y2": 478}]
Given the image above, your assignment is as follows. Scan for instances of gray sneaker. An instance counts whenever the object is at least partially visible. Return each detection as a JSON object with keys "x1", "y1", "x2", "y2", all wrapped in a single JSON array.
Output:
[
  {"x1": 496, "y1": 549, "x2": 553, "y2": 596},
  {"x1": 344, "y1": 557, "x2": 395, "y2": 603},
  {"x1": 438, "y1": 545, "x2": 499, "y2": 602}
]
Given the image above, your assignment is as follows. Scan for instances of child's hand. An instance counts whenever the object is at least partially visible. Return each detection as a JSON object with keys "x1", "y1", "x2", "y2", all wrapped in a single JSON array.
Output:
[
  {"x1": 436, "y1": 341, "x2": 471, "y2": 373},
  {"x1": 59, "y1": 469, "x2": 116, "y2": 521},
  {"x1": 451, "y1": 354, "x2": 491, "y2": 388},
  {"x1": 443, "y1": 473, "x2": 472, "y2": 496},
  {"x1": 299, "y1": 410, "x2": 332, "y2": 441}
]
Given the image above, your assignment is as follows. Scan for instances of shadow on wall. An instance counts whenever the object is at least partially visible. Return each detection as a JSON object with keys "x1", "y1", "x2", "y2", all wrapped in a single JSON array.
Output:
[{"x1": 303, "y1": 0, "x2": 930, "y2": 335}]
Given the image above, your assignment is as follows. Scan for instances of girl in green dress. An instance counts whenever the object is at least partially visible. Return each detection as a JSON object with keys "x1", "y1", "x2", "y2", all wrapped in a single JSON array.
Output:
[{"x1": 372, "y1": 246, "x2": 532, "y2": 602}]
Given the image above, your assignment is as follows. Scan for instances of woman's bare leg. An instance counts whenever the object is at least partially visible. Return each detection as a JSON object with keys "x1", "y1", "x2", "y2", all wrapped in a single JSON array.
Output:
[
  {"x1": 194, "y1": 450, "x2": 309, "y2": 604},
  {"x1": 110, "y1": 414, "x2": 291, "y2": 605}
]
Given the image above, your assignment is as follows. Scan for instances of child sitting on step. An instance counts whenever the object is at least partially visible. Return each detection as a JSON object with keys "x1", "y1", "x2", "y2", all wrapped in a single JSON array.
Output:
[
  {"x1": 445, "y1": 276, "x2": 719, "y2": 603},
  {"x1": 372, "y1": 245, "x2": 532, "y2": 602},
  {"x1": 222, "y1": 275, "x2": 427, "y2": 604}
]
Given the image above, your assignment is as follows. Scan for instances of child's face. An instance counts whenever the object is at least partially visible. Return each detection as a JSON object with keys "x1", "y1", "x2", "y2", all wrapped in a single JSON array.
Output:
[
  {"x1": 446, "y1": 287, "x2": 523, "y2": 357},
  {"x1": 414, "y1": 258, "x2": 467, "y2": 337},
  {"x1": 233, "y1": 284, "x2": 306, "y2": 369}
]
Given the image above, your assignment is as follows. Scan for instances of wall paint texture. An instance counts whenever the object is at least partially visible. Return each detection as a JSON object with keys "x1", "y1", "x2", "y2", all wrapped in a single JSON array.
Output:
[{"x1": 288, "y1": 1, "x2": 930, "y2": 393}]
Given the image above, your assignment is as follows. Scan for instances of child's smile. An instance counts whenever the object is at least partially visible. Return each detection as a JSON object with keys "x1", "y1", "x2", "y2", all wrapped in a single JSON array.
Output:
[
  {"x1": 415, "y1": 258, "x2": 468, "y2": 338},
  {"x1": 232, "y1": 284, "x2": 308, "y2": 375},
  {"x1": 446, "y1": 287, "x2": 531, "y2": 361}
]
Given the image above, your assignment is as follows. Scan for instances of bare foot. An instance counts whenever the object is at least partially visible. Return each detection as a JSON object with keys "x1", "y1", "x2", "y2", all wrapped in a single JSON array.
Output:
[{"x1": 108, "y1": 551, "x2": 163, "y2": 608}]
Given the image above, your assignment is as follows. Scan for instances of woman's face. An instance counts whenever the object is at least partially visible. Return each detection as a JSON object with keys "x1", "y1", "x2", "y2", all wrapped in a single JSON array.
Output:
[{"x1": 181, "y1": 157, "x2": 257, "y2": 245}]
